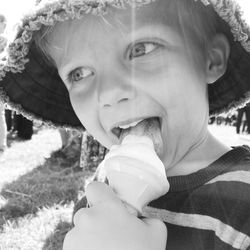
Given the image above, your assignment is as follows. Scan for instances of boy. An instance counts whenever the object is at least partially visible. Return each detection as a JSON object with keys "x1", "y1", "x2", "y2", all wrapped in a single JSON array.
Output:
[{"x1": 0, "y1": 0, "x2": 250, "y2": 249}]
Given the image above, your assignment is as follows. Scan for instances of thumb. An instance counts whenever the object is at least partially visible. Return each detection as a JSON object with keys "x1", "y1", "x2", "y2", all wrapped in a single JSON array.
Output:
[
  {"x1": 143, "y1": 218, "x2": 167, "y2": 249},
  {"x1": 85, "y1": 181, "x2": 119, "y2": 206}
]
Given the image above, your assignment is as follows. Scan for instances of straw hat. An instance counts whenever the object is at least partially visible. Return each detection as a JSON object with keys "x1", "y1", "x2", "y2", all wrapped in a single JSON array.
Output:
[{"x1": 0, "y1": 0, "x2": 250, "y2": 129}]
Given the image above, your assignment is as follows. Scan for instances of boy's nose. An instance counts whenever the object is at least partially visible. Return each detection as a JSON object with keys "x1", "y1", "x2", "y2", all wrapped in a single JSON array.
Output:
[{"x1": 98, "y1": 76, "x2": 136, "y2": 108}]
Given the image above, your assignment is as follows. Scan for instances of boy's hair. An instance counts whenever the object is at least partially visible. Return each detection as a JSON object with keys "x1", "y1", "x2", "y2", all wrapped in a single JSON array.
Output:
[{"x1": 33, "y1": 0, "x2": 230, "y2": 69}]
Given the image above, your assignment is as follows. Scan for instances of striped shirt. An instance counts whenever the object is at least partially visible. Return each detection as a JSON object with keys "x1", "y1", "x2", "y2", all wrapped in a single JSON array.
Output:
[{"x1": 143, "y1": 146, "x2": 250, "y2": 250}]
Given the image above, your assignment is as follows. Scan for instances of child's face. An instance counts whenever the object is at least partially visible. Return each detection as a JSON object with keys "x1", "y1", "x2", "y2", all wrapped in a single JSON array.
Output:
[{"x1": 47, "y1": 1, "x2": 210, "y2": 172}]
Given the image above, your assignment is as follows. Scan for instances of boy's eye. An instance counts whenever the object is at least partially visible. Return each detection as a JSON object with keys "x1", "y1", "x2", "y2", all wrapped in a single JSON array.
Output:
[
  {"x1": 129, "y1": 42, "x2": 160, "y2": 60},
  {"x1": 68, "y1": 67, "x2": 94, "y2": 83}
]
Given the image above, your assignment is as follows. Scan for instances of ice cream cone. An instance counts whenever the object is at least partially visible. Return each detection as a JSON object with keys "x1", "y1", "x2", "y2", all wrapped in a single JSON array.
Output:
[
  {"x1": 105, "y1": 155, "x2": 169, "y2": 214},
  {"x1": 103, "y1": 132, "x2": 169, "y2": 215}
]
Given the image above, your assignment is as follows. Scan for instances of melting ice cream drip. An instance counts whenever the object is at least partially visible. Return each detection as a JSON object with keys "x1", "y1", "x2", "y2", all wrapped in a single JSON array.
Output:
[{"x1": 102, "y1": 118, "x2": 169, "y2": 215}]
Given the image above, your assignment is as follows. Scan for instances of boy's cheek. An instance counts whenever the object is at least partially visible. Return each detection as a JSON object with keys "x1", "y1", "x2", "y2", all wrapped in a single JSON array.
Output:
[
  {"x1": 63, "y1": 228, "x2": 79, "y2": 250},
  {"x1": 80, "y1": 121, "x2": 114, "y2": 149},
  {"x1": 69, "y1": 100, "x2": 104, "y2": 141}
]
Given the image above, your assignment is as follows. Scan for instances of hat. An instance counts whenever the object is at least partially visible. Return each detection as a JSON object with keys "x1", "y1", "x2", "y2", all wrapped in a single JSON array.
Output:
[{"x1": 0, "y1": 0, "x2": 250, "y2": 130}]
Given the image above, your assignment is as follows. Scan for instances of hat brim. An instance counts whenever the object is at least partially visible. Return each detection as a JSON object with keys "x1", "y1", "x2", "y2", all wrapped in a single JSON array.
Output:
[{"x1": 1, "y1": 43, "x2": 83, "y2": 129}]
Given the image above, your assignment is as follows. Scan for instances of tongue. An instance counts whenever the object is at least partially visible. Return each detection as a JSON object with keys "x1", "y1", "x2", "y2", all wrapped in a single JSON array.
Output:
[{"x1": 119, "y1": 118, "x2": 163, "y2": 156}]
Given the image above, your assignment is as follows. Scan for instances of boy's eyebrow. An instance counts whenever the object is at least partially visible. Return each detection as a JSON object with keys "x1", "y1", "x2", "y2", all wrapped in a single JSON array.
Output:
[{"x1": 125, "y1": 24, "x2": 178, "y2": 45}]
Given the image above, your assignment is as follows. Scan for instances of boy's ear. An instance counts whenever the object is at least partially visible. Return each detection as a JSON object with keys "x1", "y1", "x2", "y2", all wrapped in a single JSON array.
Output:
[{"x1": 205, "y1": 34, "x2": 230, "y2": 84}]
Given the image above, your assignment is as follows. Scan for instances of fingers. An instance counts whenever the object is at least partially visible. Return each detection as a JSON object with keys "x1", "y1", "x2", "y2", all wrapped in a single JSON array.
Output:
[
  {"x1": 73, "y1": 182, "x2": 113, "y2": 226},
  {"x1": 85, "y1": 181, "x2": 119, "y2": 207},
  {"x1": 143, "y1": 217, "x2": 167, "y2": 234},
  {"x1": 143, "y1": 218, "x2": 168, "y2": 248},
  {"x1": 73, "y1": 182, "x2": 125, "y2": 226}
]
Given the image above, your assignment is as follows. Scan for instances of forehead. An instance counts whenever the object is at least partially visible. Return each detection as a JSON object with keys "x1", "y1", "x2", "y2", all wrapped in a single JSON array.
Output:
[{"x1": 47, "y1": 0, "x2": 176, "y2": 63}]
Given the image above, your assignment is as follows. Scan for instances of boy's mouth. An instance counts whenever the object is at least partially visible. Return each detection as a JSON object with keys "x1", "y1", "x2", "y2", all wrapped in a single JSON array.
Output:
[
  {"x1": 111, "y1": 117, "x2": 163, "y2": 155},
  {"x1": 111, "y1": 117, "x2": 161, "y2": 138}
]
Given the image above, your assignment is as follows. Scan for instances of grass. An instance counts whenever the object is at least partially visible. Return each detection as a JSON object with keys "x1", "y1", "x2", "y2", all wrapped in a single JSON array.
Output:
[{"x1": 0, "y1": 127, "x2": 96, "y2": 250}]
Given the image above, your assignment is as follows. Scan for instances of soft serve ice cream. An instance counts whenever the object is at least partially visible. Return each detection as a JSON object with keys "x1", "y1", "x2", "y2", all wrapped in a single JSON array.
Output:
[
  {"x1": 119, "y1": 117, "x2": 164, "y2": 157},
  {"x1": 100, "y1": 118, "x2": 169, "y2": 215}
]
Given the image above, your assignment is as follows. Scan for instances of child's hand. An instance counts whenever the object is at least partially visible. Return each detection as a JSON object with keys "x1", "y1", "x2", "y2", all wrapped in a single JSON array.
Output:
[{"x1": 63, "y1": 182, "x2": 167, "y2": 250}]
